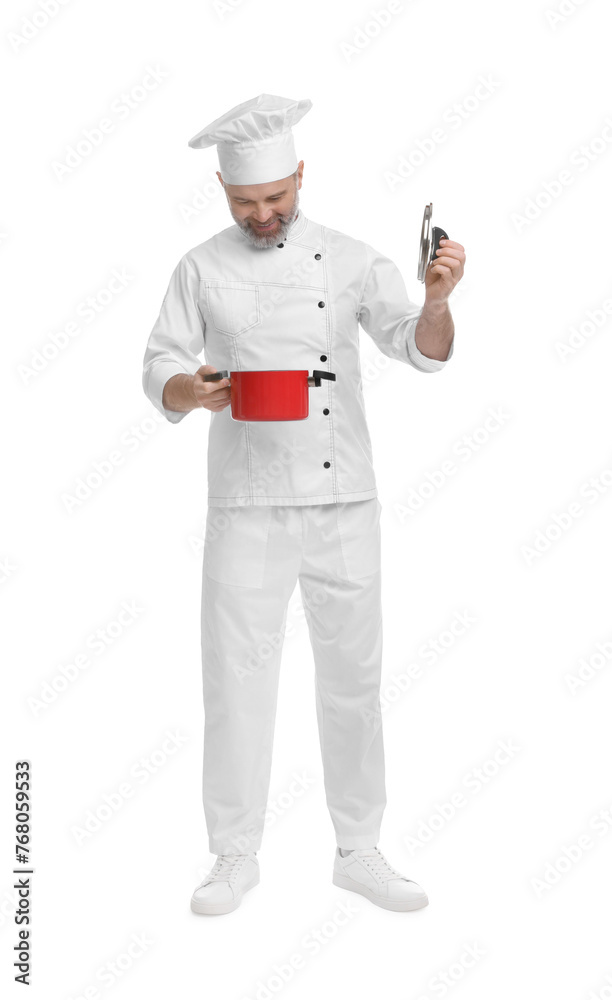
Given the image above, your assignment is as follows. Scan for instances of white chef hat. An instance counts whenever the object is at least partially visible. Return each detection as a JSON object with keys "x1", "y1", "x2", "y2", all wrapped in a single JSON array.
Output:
[{"x1": 187, "y1": 93, "x2": 312, "y2": 185}]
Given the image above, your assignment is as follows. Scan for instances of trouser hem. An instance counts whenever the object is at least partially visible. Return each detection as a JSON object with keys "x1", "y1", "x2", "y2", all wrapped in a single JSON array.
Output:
[
  {"x1": 335, "y1": 833, "x2": 381, "y2": 850},
  {"x1": 209, "y1": 838, "x2": 262, "y2": 856}
]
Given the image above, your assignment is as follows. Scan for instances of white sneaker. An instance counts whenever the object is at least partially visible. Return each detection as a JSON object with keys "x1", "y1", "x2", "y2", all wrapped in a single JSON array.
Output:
[
  {"x1": 191, "y1": 852, "x2": 260, "y2": 915},
  {"x1": 333, "y1": 846, "x2": 428, "y2": 911}
]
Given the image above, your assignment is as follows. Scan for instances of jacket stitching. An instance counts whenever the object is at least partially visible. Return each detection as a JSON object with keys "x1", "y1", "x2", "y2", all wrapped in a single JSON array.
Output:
[
  {"x1": 320, "y1": 224, "x2": 338, "y2": 501},
  {"x1": 201, "y1": 278, "x2": 324, "y2": 292},
  {"x1": 355, "y1": 242, "x2": 372, "y2": 319},
  {"x1": 231, "y1": 333, "x2": 255, "y2": 503}
]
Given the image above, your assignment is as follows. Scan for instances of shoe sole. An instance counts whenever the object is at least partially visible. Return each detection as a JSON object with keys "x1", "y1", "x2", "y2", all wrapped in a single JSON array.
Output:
[
  {"x1": 190, "y1": 872, "x2": 260, "y2": 915},
  {"x1": 332, "y1": 872, "x2": 429, "y2": 911}
]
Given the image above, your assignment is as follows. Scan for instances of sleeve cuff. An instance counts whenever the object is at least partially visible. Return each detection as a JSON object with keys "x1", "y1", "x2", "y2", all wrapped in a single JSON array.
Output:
[
  {"x1": 406, "y1": 317, "x2": 455, "y2": 372},
  {"x1": 144, "y1": 361, "x2": 194, "y2": 424}
]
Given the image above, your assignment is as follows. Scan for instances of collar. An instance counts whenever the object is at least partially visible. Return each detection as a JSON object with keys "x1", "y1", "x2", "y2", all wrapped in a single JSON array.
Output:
[{"x1": 285, "y1": 208, "x2": 308, "y2": 241}]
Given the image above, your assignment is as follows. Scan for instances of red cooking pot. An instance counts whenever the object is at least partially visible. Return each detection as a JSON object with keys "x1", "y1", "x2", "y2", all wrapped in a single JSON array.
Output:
[{"x1": 202, "y1": 369, "x2": 336, "y2": 421}]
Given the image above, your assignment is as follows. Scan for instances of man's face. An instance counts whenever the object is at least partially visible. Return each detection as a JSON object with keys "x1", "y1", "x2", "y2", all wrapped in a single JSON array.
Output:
[{"x1": 219, "y1": 163, "x2": 303, "y2": 248}]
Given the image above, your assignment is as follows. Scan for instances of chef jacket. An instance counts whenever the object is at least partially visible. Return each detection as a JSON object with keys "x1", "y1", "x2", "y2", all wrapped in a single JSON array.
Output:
[{"x1": 142, "y1": 208, "x2": 454, "y2": 507}]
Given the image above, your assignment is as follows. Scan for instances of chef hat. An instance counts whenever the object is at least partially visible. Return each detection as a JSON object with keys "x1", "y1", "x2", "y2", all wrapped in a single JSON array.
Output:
[{"x1": 187, "y1": 93, "x2": 312, "y2": 186}]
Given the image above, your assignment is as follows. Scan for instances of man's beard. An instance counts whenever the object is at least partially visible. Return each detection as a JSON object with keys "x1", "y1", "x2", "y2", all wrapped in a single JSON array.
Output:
[{"x1": 229, "y1": 185, "x2": 300, "y2": 248}]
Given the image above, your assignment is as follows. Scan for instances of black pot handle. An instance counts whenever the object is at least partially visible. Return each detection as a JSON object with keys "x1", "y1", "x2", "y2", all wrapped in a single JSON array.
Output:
[{"x1": 308, "y1": 370, "x2": 336, "y2": 387}]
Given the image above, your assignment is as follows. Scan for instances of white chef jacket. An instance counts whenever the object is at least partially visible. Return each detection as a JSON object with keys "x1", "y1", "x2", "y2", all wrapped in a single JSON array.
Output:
[{"x1": 142, "y1": 209, "x2": 454, "y2": 506}]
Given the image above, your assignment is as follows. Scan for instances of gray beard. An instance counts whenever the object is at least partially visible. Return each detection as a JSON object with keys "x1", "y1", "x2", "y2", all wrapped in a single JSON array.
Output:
[{"x1": 230, "y1": 186, "x2": 300, "y2": 248}]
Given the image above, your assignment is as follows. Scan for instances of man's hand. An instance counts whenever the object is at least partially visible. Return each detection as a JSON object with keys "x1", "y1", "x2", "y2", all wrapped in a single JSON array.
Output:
[
  {"x1": 192, "y1": 365, "x2": 231, "y2": 411},
  {"x1": 424, "y1": 238, "x2": 466, "y2": 304},
  {"x1": 162, "y1": 365, "x2": 231, "y2": 413},
  {"x1": 414, "y1": 238, "x2": 465, "y2": 360}
]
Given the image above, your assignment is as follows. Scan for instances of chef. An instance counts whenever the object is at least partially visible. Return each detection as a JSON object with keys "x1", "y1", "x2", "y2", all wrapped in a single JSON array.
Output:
[{"x1": 142, "y1": 93, "x2": 465, "y2": 916}]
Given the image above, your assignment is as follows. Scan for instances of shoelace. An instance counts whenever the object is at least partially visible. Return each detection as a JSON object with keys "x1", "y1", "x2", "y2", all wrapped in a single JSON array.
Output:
[
  {"x1": 354, "y1": 848, "x2": 404, "y2": 881},
  {"x1": 204, "y1": 853, "x2": 251, "y2": 884}
]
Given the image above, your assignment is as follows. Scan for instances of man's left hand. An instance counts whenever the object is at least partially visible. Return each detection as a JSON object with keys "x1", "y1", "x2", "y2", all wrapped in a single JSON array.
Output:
[{"x1": 424, "y1": 238, "x2": 466, "y2": 303}]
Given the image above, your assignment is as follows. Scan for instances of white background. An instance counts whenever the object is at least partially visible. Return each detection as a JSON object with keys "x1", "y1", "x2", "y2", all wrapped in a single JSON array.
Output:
[{"x1": 3, "y1": 0, "x2": 612, "y2": 997}]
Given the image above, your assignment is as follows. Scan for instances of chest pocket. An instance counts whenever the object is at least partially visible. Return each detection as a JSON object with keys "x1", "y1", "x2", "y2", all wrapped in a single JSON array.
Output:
[{"x1": 202, "y1": 281, "x2": 260, "y2": 337}]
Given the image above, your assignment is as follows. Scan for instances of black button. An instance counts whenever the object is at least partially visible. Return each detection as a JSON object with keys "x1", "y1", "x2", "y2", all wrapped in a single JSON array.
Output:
[
  {"x1": 314, "y1": 253, "x2": 322, "y2": 260},
  {"x1": 323, "y1": 408, "x2": 329, "y2": 415},
  {"x1": 318, "y1": 301, "x2": 325, "y2": 308},
  {"x1": 320, "y1": 354, "x2": 327, "y2": 361},
  {"x1": 323, "y1": 461, "x2": 331, "y2": 468},
  {"x1": 277, "y1": 243, "x2": 284, "y2": 248}
]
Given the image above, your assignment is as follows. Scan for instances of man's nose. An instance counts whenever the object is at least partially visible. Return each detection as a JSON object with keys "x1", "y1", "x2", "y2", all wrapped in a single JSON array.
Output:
[{"x1": 252, "y1": 208, "x2": 275, "y2": 222}]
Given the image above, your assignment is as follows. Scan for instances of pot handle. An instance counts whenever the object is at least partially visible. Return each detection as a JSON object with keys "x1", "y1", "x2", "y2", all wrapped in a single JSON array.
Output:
[
  {"x1": 202, "y1": 370, "x2": 230, "y2": 382},
  {"x1": 308, "y1": 370, "x2": 336, "y2": 387}
]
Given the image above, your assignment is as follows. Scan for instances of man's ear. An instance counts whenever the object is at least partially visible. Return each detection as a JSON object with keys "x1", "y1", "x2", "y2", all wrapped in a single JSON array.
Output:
[{"x1": 296, "y1": 160, "x2": 304, "y2": 189}]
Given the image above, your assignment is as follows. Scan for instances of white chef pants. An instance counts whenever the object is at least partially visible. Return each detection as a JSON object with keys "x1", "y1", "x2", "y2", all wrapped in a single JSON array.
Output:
[{"x1": 200, "y1": 497, "x2": 385, "y2": 855}]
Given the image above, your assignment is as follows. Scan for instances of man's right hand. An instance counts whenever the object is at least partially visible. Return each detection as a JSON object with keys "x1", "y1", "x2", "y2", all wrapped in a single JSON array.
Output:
[
  {"x1": 162, "y1": 366, "x2": 231, "y2": 414},
  {"x1": 191, "y1": 365, "x2": 231, "y2": 411}
]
